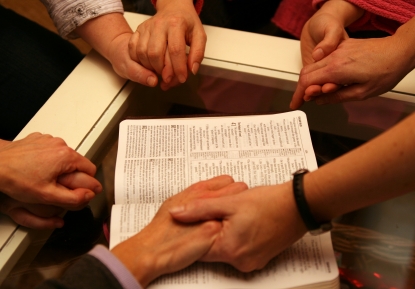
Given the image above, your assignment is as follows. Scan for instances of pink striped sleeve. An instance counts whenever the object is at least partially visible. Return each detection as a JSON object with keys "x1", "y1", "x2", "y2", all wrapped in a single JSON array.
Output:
[{"x1": 312, "y1": 0, "x2": 415, "y2": 35}]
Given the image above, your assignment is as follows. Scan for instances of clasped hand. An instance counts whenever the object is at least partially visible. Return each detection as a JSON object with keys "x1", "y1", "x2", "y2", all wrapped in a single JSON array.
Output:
[
  {"x1": 291, "y1": 0, "x2": 412, "y2": 109},
  {"x1": 0, "y1": 133, "x2": 102, "y2": 229},
  {"x1": 128, "y1": 0, "x2": 206, "y2": 90},
  {"x1": 169, "y1": 180, "x2": 307, "y2": 273}
]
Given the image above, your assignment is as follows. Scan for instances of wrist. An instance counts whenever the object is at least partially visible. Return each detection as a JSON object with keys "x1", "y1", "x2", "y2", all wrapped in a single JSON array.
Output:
[
  {"x1": 292, "y1": 170, "x2": 332, "y2": 235},
  {"x1": 393, "y1": 17, "x2": 415, "y2": 72},
  {"x1": 155, "y1": 0, "x2": 195, "y2": 10},
  {"x1": 319, "y1": 0, "x2": 364, "y2": 27},
  {"x1": 111, "y1": 235, "x2": 158, "y2": 288},
  {"x1": 0, "y1": 139, "x2": 10, "y2": 148},
  {"x1": 301, "y1": 171, "x2": 341, "y2": 223}
]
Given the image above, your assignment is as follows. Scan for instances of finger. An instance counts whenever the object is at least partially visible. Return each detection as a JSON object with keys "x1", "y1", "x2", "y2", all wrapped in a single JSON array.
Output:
[
  {"x1": 58, "y1": 172, "x2": 102, "y2": 195},
  {"x1": 136, "y1": 28, "x2": 153, "y2": 70},
  {"x1": 125, "y1": 61, "x2": 158, "y2": 87},
  {"x1": 290, "y1": 82, "x2": 306, "y2": 110},
  {"x1": 312, "y1": 27, "x2": 346, "y2": 62},
  {"x1": 167, "y1": 220, "x2": 221, "y2": 273},
  {"x1": 62, "y1": 151, "x2": 97, "y2": 177},
  {"x1": 147, "y1": 30, "x2": 167, "y2": 74},
  {"x1": 161, "y1": 48, "x2": 174, "y2": 84},
  {"x1": 170, "y1": 197, "x2": 233, "y2": 223},
  {"x1": 321, "y1": 83, "x2": 341, "y2": 94},
  {"x1": 128, "y1": 31, "x2": 140, "y2": 62},
  {"x1": 25, "y1": 132, "x2": 44, "y2": 139},
  {"x1": 0, "y1": 194, "x2": 63, "y2": 218},
  {"x1": 8, "y1": 207, "x2": 64, "y2": 229},
  {"x1": 167, "y1": 30, "x2": 188, "y2": 83},
  {"x1": 314, "y1": 84, "x2": 365, "y2": 105},
  {"x1": 204, "y1": 181, "x2": 248, "y2": 199},
  {"x1": 24, "y1": 204, "x2": 64, "y2": 218},
  {"x1": 304, "y1": 84, "x2": 323, "y2": 101},
  {"x1": 40, "y1": 185, "x2": 95, "y2": 209},
  {"x1": 187, "y1": 29, "x2": 206, "y2": 75},
  {"x1": 201, "y1": 175, "x2": 236, "y2": 191}
]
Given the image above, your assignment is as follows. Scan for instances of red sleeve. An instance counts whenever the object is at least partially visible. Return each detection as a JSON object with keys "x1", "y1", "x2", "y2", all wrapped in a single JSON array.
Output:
[
  {"x1": 272, "y1": 0, "x2": 316, "y2": 39},
  {"x1": 312, "y1": 0, "x2": 415, "y2": 35}
]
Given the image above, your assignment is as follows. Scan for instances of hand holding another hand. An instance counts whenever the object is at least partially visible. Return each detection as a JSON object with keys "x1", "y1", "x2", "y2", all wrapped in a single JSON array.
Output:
[
  {"x1": 292, "y1": 35, "x2": 413, "y2": 109},
  {"x1": 128, "y1": 0, "x2": 206, "y2": 90},
  {"x1": 291, "y1": 0, "x2": 364, "y2": 109},
  {"x1": 0, "y1": 193, "x2": 64, "y2": 229},
  {"x1": 112, "y1": 175, "x2": 247, "y2": 287},
  {"x1": 0, "y1": 133, "x2": 102, "y2": 211},
  {"x1": 170, "y1": 181, "x2": 307, "y2": 272}
]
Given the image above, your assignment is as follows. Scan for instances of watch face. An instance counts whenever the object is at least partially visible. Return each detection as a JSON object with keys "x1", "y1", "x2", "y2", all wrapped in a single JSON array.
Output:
[{"x1": 293, "y1": 168, "x2": 309, "y2": 175}]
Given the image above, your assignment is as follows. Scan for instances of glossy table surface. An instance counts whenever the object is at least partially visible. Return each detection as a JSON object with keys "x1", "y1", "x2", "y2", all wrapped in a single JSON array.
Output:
[{"x1": 1, "y1": 12, "x2": 415, "y2": 289}]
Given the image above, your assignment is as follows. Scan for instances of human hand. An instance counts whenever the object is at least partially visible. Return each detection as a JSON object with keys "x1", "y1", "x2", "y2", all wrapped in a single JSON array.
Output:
[
  {"x1": 0, "y1": 193, "x2": 64, "y2": 229},
  {"x1": 129, "y1": 0, "x2": 206, "y2": 90},
  {"x1": 106, "y1": 31, "x2": 159, "y2": 87},
  {"x1": 291, "y1": 35, "x2": 413, "y2": 109},
  {"x1": 291, "y1": 0, "x2": 364, "y2": 109},
  {"x1": 0, "y1": 133, "x2": 102, "y2": 210},
  {"x1": 301, "y1": 12, "x2": 349, "y2": 67},
  {"x1": 170, "y1": 181, "x2": 307, "y2": 272},
  {"x1": 111, "y1": 175, "x2": 247, "y2": 287},
  {"x1": 298, "y1": 12, "x2": 348, "y2": 106}
]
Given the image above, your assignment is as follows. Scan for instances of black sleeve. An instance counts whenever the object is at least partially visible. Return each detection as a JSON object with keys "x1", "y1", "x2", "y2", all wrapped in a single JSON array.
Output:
[{"x1": 35, "y1": 255, "x2": 124, "y2": 289}]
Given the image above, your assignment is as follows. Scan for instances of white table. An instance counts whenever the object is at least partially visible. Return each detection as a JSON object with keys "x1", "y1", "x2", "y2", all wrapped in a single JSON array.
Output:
[{"x1": 1, "y1": 11, "x2": 415, "y2": 284}]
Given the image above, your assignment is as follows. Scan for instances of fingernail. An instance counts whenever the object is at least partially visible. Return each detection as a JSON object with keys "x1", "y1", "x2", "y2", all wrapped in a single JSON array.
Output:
[
  {"x1": 94, "y1": 186, "x2": 102, "y2": 194},
  {"x1": 169, "y1": 206, "x2": 185, "y2": 215},
  {"x1": 178, "y1": 75, "x2": 186, "y2": 84},
  {"x1": 165, "y1": 76, "x2": 172, "y2": 84},
  {"x1": 85, "y1": 192, "x2": 95, "y2": 201},
  {"x1": 147, "y1": 76, "x2": 157, "y2": 87},
  {"x1": 313, "y1": 48, "x2": 324, "y2": 61},
  {"x1": 191, "y1": 62, "x2": 200, "y2": 75}
]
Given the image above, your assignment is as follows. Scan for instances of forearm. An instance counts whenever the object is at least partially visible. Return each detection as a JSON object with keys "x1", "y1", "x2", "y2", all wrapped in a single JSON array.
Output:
[
  {"x1": 393, "y1": 16, "x2": 415, "y2": 72},
  {"x1": 152, "y1": 0, "x2": 203, "y2": 14},
  {"x1": 75, "y1": 13, "x2": 132, "y2": 61},
  {"x1": 317, "y1": 0, "x2": 364, "y2": 26},
  {"x1": 305, "y1": 112, "x2": 415, "y2": 222},
  {"x1": 0, "y1": 139, "x2": 9, "y2": 149},
  {"x1": 40, "y1": 0, "x2": 124, "y2": 39},
  {"x1": 155, "y1": 0, "x2": 194, "y2": 9}
]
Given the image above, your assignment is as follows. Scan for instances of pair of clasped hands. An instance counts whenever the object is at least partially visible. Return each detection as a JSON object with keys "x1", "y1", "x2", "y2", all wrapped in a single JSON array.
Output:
[
  {"x1": 121, "y1": 0, "x2": 413, "y2": 108},
  {"x1": 0, "y1": 133, "x2": 102, "y2": 230}
]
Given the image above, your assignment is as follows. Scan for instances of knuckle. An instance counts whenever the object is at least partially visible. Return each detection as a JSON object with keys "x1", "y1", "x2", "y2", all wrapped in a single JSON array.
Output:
[
  {"x1": 298, "y1": 73, "x2": 310, "y2": 88},
  {"x1": 353, "y1": 87, "x2": 367, "y2": 100},
  {"x1": 238, "y1": 181, "x2": 249, "y2": 190},
  {"x1": 235, "y1": 260, "x2": 257, "y2": 273},
  {"x1": 128, "y1": 38, "x2": 135, "y2": 51},
  {"x1": 190, "y1": 181, "x2": 206, "y2": 191},
  {"x1": 147, "y1": 47, "x2": 162, "y2": 61},
  {"x1": 168, "y1": 45, "x2": 185, "y2": 57},
  {"x1": 167, "y1": 15, "x2": 185, "y2": 28}
]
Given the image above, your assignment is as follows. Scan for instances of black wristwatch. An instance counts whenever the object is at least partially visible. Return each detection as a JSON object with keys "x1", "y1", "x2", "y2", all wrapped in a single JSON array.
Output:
[{"x1": 292, "y1": 169, "x2": 332, "y2": 235}]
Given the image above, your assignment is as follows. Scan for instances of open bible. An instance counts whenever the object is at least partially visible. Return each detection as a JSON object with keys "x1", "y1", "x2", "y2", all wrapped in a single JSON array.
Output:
[{"x1": 110, "y1": 111, "x2": 339, "y2": 289}]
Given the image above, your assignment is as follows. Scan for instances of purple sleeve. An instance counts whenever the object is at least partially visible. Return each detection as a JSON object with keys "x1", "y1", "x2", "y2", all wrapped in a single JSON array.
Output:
[{"x1": 88, "y1": 245, "x2": 143, "y2": 289}]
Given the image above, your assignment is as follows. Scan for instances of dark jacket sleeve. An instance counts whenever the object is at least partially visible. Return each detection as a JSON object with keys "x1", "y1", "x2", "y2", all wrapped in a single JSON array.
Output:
[{"x1": 35, "y1": 254, "x2": 124, "y2": 289}]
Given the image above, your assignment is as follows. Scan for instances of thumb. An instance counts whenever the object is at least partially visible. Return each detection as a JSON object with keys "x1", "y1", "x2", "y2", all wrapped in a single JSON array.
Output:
[
  {"x1": 312, "y1": 27, "x2": 346, "y2": 61},
  {"x1": 169, "y1": 198, "x2": 232, "y2": 223}
]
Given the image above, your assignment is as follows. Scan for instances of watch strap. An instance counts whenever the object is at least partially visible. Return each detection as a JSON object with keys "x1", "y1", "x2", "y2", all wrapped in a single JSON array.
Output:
[{"x1": 292, "y1": 169, "x2": 332, "y2": 235}]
